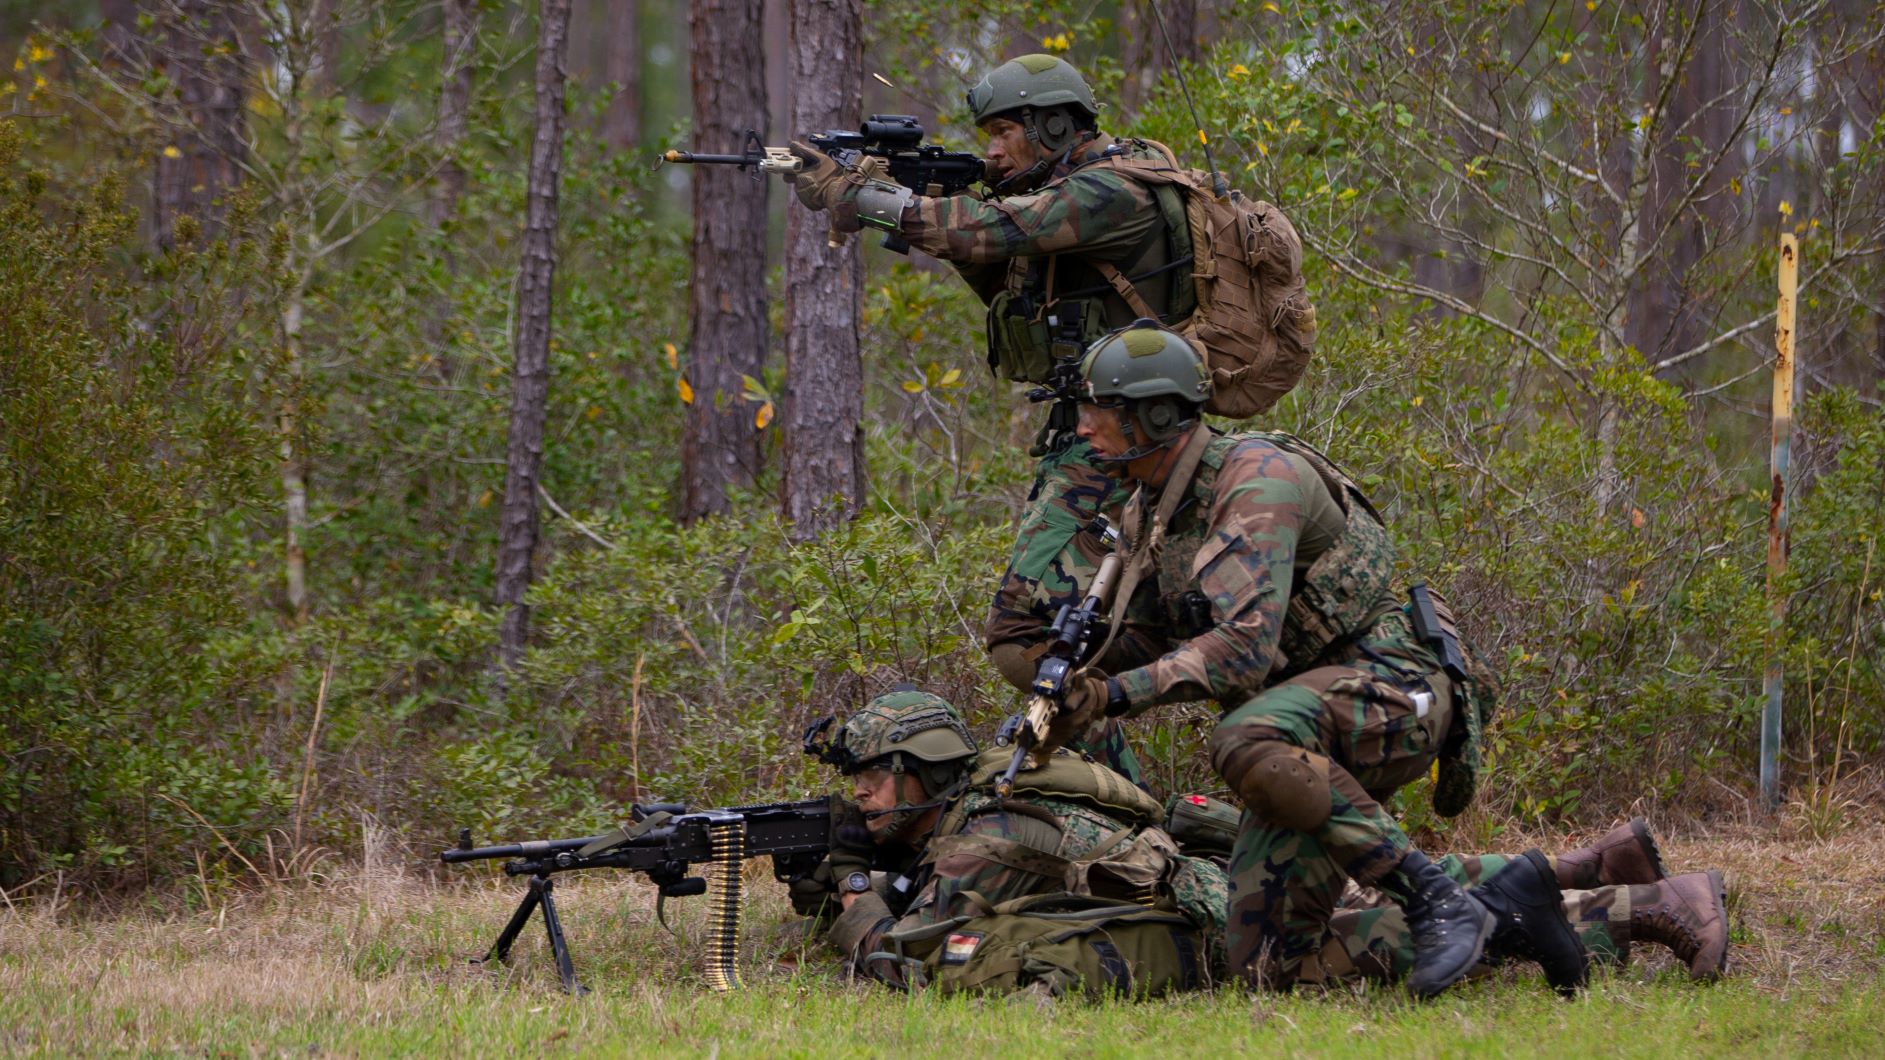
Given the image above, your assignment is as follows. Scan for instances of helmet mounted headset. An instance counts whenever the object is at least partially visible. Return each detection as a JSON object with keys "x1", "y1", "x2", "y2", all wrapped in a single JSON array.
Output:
[
  {"x1": 1078, "y1": 319, "x2": 1212, "y2": 465},
  {"x1": 803, "y1": 686, "x2": 978, "y2": 835},
  {"x1": 966, "y1": 55, "x2": 1100, "y2": 193}
]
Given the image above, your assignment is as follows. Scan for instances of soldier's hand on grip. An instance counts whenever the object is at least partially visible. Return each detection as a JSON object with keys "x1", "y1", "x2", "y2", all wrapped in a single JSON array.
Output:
[
  {"x1": 826, "y1": 800, "x2": 874, "y2": 883},
  {"x1": 786, "y1": 141, "x2": 846, "y2": 211},
  {"x1": 1041, "y1": 670, "x2": 1110, "y2": 754},
  {"x1": 787, "y1": 859, "x2": 838, "y2": 918}
]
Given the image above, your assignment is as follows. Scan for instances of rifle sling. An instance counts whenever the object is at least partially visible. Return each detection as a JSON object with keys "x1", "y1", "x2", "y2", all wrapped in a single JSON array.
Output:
[{"x1": 1088, "y1": 425, "x2": 1215, "y2": 678}]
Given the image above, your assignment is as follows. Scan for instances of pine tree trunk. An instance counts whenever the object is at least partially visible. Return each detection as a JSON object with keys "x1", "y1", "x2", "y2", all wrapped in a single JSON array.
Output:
[
  {"x1": 604, "y1": 0, "x2": 642, "y2": 150},
  {"x1": 281, "y1": 276, "x2": 310, "y2": 624},
  {"x1": 433, "y1": 0, "x2": 476, "y2": 224},
  {"x1": 495, "y1": 0, "x2": 572, "y2": 668},
  {"x1": 152, "y1": 0, "x2": 248, "y2": 249},
  {"x1": 782, "y1": 0, "x2": 864, "y2": 539},
  {"x1": 681, "y1": 0, "x2": 769, "y2": 523}
]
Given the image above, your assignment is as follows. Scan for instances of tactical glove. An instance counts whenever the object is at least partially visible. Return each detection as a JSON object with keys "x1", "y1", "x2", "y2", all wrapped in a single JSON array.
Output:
[
  {"x1": 787, "y1": 859, "x2": 838, "y2": 919},
  {"x1": 827, "y1": 802, "x2": 875, "y2": 886},
  {"x1": 1041, "y1": 670, "x2": 1111, "y2": 753},
  {"x1": 787, "y1": 144, "x2": 908, "y2": 237},
  {"x1": 785, "y1": 140, "x2": 847, "y2": 212}
]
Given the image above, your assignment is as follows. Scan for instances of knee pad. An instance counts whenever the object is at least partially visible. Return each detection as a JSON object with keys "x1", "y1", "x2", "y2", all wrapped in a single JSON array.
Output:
[{"x1": 1215, "y1": 738, "x2": 1333, "y2": 832}]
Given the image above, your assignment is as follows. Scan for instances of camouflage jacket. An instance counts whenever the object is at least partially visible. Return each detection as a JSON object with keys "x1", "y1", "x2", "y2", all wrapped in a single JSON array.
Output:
[
  {"x1": 826, "y1": 750, "x2": 1224, "y2": 989},
  {"x1": 899, "y1": 138, "x2": 1195, "y2": 354},
  {"x1": 1102, "y1": 430, "x2": 1411, "y2": 713}
]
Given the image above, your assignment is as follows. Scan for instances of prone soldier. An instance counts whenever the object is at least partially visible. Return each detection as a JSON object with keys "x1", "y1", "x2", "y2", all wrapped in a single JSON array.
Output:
[
  {"x1": 792, "y1": 687, "x2": 1228, "y2": 995},
  {"x1": 789, "y1": 688, "x2": 1727, "y2": 997}
]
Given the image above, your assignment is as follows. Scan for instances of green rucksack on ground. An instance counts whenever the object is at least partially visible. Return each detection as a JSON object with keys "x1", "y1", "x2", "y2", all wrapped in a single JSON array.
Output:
[{"x1": 873, "y1": 892, "x2": 1215, "y2": 998}]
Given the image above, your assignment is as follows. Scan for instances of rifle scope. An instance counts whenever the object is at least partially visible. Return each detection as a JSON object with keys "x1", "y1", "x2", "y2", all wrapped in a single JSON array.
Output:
[{"x1": 858, "y1": 114, "x2": 924, "y2": 148}]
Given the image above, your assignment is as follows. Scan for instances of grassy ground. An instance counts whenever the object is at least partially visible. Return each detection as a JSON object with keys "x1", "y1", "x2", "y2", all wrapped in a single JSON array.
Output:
[{"x1": 4, "y1": 822, "x2": 1883, "y2": 1057}]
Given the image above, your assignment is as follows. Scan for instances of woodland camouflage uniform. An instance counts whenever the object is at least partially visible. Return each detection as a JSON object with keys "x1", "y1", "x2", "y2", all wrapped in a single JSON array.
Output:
[
  {"x1": 825, "y1": 744, "x2": 1229, "y2": 993},
  {"x1": 916, "y1": 140, "x2": 1204, "y2": 785},
  {"x1": 793, "y1": 56, "x2": 1214, "y2": 783},
  {"x1": 1088, "y1": 427, "x2": 1499, "y2": 986},
  {"x1": 807, "y1": 691, "x2": 1226, "y2": 995},
  {"x1": 1069, "y1": 324, "x2": 1736, "y2": 992},
  {"x1": 901, "y1": 138, "x2": 1195, "y2": 632}
]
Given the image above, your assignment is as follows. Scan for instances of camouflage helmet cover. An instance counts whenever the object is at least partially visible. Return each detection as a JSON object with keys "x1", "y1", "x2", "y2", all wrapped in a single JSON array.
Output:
[
  {"x1": 1079, "y1": 319, "x2": 1212, "y2": 405},
  {"x1": 966, "y1": 54, "x2": 1099, "y2": 125},
  {"x1": 810, "y1": 689, "x2": 977, "y2": 775}
]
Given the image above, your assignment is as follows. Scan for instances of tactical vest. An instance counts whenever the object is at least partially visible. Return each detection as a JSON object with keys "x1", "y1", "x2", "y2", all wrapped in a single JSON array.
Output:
[
  {"x1": 881, "y1": 748, "x2": 1227, "y2": 987},
  {"x1": 985, "y1": 139, "x2": 1197, "y2": 385},
  {"x1": 1147, "y1": 432, "x2": 1400, "y2": 675},
  {"x1": 920, "y1": 748, "x2": 1198, "y2": 915}
]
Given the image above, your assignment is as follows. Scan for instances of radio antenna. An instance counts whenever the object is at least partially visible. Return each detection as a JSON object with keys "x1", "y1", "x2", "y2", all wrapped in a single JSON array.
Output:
[{"x1": 1146, "y1": 0, "x2": 1228, "y2": 197}]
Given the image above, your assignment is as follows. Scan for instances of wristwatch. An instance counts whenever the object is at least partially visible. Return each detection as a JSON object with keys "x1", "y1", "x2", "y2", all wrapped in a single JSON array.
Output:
[
  {"x1": 841, "y1": 870, "x2": 873, "y2": 896},
  {"x1": 1103, "y1": 676, "x2": 1133, "y2": 718}
]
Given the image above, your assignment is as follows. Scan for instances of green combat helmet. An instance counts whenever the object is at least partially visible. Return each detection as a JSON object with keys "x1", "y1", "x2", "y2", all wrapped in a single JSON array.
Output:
[
  {"x1": 967, "y1": 54, "x2": 1099, "y2": 169},
  {"x1": 1079, "y1": 319, "x2": 1211, "y2": 461},
  {"x1": 803, "y1": 687, "x2": 977, "y2": 832}
]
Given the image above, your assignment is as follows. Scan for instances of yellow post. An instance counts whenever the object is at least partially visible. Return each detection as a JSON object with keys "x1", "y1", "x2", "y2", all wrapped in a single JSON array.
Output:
[{"x1": 1761, "y1": 233, "x2": 1798, "y2": 813}]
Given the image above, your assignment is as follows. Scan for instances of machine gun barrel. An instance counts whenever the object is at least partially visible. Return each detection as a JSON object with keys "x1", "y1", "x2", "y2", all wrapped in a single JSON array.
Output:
[
  {"x1": 441, "y1": 834, "x2": 600, "y2": 865},
  {"x1": 441, "y1": 796, "x2": 841, "y2": 994}
]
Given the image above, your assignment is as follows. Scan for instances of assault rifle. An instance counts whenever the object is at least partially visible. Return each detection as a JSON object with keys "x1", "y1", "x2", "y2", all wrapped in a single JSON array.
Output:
[
  {"x1": 659, "y1": 114, "x2": 993, "y2": 253},
  {"x1": 440, "y1": 795, "x2": 842, "y2": 995},
  {"x1": 993, "y1": 520, "x2": 1123, "y2": 797}
]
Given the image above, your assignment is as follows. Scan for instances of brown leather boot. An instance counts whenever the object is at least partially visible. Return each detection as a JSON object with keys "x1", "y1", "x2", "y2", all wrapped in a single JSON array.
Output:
[
  {"x1": 1554, "y1": 817, "x2": 1667, "y2": 890},
  {"x1": 1627, "y1": 871, "x2": 1730, "y2": 981}
]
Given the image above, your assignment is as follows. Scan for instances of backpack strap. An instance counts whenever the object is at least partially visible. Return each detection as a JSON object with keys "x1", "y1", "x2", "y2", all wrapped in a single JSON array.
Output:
[
  {"x1": 1093, "y1": 261, "x2": 1158, "y2": 319},
  {"x1": 927, "y1": 832, "x2": 1072, "y2": 880}
]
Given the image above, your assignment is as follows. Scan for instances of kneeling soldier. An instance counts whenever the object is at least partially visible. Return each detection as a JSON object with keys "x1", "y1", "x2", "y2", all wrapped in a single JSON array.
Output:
[{"x1": 1034, "y1": 323, "x2": 1731, "y2": 997}]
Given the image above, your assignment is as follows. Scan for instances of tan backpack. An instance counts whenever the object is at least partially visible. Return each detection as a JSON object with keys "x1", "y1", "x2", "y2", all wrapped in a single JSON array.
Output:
[{"x1": 1089, "y1": 146, "x2": 1317, "y2": 419}]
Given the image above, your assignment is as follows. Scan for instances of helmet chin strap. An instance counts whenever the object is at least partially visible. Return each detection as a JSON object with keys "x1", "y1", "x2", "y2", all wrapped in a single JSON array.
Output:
[
  {"x1": 993, "y1": 126, "x2": 1095, "y2": 194},
  {"x1": 860, "y1": 774, "x2": 970, "y2": 838},
  {"x1": 1090, "y1": 404, "x2": 1192, "y2": 466}
]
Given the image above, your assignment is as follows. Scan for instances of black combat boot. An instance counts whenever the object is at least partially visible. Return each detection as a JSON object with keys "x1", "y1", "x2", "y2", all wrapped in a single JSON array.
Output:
[
  {"x1": 1473, "y1": 849, "x2": 1589, "y2": 997},
  {"x1": 1388, "y1": 850, "x2": 1496, "y2": 999}
]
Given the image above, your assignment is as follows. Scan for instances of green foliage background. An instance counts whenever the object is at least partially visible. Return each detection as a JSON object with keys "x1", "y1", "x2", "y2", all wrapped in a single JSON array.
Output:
[{"x1": 1, "y1": 0, "x2": 1880, "y2": 894}]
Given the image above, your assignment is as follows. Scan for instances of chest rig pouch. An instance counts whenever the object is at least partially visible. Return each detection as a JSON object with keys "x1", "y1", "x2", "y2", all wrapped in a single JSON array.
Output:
[
  {"x1": 1261, "y1": 433, "x2": 1399, "y2": 672},
  {"x1": 1141, "y1": 434, "x2": 1397, "y2": 671},
  {"x1": 984, "y1": 146, "x2": 1192, "y2": 387},
  {"x1": 1151, "y1": 435, "x2": 1235, "y2": 634},
  {"x1": 986, "y1": 258, "x2": 1108, "y2": 385}
]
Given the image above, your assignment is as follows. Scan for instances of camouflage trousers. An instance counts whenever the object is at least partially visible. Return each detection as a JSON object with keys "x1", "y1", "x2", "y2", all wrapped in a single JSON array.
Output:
[
  {"x1": 1214, "y1": 651, "x2": 1641, "y2": 988},
  {"x1": 1214, "y1": 644, "x2": 1452, "y2": 986},
  {"x1": 984, "y1": 438, "x2": 1142, "y2": 783},
  {"x1": 1298, "y1": 868, "x2": 1634, "y2": 987}
]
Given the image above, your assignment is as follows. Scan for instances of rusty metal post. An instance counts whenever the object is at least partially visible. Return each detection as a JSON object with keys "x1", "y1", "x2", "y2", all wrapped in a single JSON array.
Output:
[{"x1": 1761, "y1": 233, "x2": 1799, "y2": 813}]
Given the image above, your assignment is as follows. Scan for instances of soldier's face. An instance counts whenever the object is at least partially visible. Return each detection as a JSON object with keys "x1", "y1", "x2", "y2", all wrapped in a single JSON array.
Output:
[
  {"x1": 852, "y1": 766, "x2": 924, "y2": 840},
  {"x1": 980, "y1": 117, "x2": 1039, "y2": 181},
  {"x1": 1075, "y1": 402, "x2": 1134, "y2": 472}
]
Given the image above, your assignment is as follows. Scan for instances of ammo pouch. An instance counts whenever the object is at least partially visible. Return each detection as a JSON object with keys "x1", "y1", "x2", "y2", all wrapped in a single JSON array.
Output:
[
  {"x1": 987, "y1": 288, "x2": 1051, "y2": 383},
  {"x1": 1163, "y1": 794, "x2": 1240, "y2": 860},
  {"x1": 1161, "y1": 590, "x2": 1216, "y2": 639},
  {"x1": 985, "y1": 289, "x2": 1107, "y2": 384},
  {"x1": 875, "y1": 892, "x2": 1212, "y2": 998}
]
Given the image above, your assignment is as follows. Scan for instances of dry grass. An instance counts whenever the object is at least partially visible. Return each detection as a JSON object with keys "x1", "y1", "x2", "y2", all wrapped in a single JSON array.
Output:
[{"x1": 2, "y1": 820, "x2": 1881, "y2": 1054}]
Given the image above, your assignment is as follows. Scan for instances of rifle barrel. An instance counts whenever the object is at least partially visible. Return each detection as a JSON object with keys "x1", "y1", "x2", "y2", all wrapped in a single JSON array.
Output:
[{"x1": 661, "y1": 149, "x2": 756, "y2": 166}]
